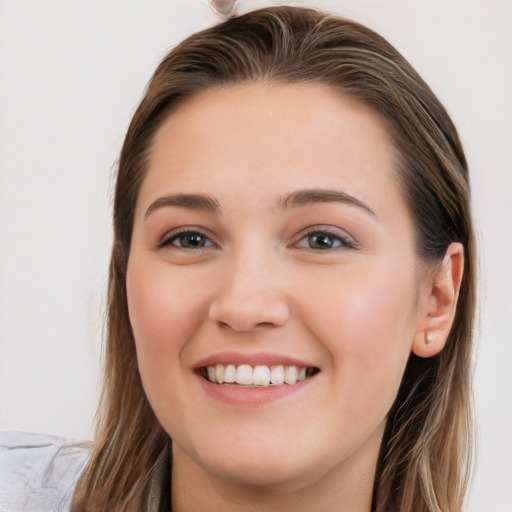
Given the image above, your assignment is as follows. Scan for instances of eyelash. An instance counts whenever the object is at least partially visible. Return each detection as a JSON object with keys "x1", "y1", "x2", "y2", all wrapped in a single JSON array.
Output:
[
  {"x1": 295, "y1": 227, "x2": 357, "y2": 251},
  {"x1": 159, "y1": 227, "x2": 357, "y2": 251},
  {"x1": 159, "y1": 228, "x2": 215, "y2": 250}
]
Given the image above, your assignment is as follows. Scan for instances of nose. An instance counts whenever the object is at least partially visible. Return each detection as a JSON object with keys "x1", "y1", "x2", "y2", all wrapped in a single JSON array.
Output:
[{"x1": 208, "y1": 252, "x2": 290, "y2": 332}]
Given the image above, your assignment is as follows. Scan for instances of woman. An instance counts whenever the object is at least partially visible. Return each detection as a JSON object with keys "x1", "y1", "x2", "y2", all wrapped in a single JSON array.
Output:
[{"x1": 3, "y1": 6, "x2": 476, "y2": 512}]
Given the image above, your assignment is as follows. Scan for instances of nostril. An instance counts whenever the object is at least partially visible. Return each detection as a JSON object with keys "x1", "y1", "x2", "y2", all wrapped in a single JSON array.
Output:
[{"x1": 256, "y1": 321, "x2": 276, "y2": 328}]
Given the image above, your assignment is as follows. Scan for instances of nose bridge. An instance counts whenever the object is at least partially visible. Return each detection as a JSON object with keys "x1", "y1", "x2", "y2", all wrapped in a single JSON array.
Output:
[{"x1": 208, "y1": 241, "x2": 289, "y2": 331}]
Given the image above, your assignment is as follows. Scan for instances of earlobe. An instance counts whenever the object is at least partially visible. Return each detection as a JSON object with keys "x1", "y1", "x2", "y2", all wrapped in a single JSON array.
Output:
[{"x1": 412, "y1": 242, "x2": 464, "y2": 358}]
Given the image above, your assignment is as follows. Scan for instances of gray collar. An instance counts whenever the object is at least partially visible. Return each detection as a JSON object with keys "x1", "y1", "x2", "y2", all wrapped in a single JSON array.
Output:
[{"x1": 147, "y1": 443, "x2": 170, "y2": 511}]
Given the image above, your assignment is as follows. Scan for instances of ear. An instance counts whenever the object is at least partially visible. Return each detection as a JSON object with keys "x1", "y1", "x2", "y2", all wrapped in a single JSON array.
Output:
[{"x1": 412, "y1": 242, "x2": 464, "y2": 358}]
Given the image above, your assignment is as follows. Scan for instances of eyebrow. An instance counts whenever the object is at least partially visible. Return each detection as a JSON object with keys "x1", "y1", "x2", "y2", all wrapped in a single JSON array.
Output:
[
  {"x1": 144, "y1": 193, "x2": 220, "y2": 219},
  {"x1": 144, "y1": 188, "x2": 376, "y2": 219},
  {"x1": 277, "y1": 188, "x2": 377, "y2": 217}
]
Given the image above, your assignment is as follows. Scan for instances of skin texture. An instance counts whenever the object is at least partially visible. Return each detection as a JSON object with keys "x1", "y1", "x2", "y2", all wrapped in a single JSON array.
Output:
[{"x1": 126, "y1": 83, "x2": 463, "y2": 512}]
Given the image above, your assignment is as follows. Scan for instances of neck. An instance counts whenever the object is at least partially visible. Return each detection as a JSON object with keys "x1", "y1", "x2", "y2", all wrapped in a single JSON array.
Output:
[{"x1": 170, "y1": 424, "x2": 383, "y2": 512}]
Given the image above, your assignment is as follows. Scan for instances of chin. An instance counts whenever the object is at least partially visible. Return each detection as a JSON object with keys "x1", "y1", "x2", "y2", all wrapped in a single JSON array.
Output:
[
  {"x1": 200, "y1": 454, "x2": 312, "y2": 488},
  {"x1": 177, "y1": 430, "x2": 332, "y2": 490}
]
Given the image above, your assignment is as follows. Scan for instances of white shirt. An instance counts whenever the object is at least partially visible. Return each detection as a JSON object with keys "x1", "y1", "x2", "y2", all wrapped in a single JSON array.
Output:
[
  {"x1": 0, "y1": 428, "x2": 90, "y2": 512},
  {"x1": 0, "y1": 428, "x2": 168, "y2": 511}
]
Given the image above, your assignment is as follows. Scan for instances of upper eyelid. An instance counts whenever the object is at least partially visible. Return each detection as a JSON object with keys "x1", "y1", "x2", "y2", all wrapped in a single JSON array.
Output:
[{"x1": 298, "y1": 225, "x2": 355, "y2": 241}]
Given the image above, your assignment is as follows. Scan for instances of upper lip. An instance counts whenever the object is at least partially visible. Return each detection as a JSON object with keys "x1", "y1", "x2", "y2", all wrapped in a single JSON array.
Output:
[{"x1": 193, "y1": 351, "x2": 318, "y2": 369}]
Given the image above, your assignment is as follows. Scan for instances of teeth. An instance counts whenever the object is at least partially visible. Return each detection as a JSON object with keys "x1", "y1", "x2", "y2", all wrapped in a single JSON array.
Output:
[
  {"x1": 284, "y1": 365, "x2": 298, "y2": 385},
  {"x1": 235, "y1": 364, "x2": 253, "y2": 385},
  {"x1": 214, "y1": 364, "x2": 225, "y2": 384},
  {"x1": 270, "y1": 365, "x2": 285, "y2": 385},
  {"x1": 253, "y1": 365, "x2": 271, "y2": 386},
  {"x1": 204, "y1": 364, "x2": 314, "y2": 386},
  {"x1": 224, "y1": 364, "x2": 236, "y2": 383}
]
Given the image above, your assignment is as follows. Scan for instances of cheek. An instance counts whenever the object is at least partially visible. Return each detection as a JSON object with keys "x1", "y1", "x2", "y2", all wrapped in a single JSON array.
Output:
[
  {"x1": 302, "y1": 259, "x2": 417, "y2": 341},
  {"x1": 126, "y1": 262, "x2": 205, "y2": 369},
  {"x1": 297, "y1": 260, "x2": 418, "y2": 412}
]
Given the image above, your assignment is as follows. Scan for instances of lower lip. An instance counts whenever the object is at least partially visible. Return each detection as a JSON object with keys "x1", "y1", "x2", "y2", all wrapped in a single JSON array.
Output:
[{"x1": 197, "y1": 373, "x2": 316, "y2": 405}]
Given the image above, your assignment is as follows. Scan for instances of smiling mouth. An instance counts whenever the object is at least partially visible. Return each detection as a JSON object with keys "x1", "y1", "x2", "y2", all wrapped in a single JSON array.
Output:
[{"x1": 199, "y1": 364, "x2": 319, "y2": 387}]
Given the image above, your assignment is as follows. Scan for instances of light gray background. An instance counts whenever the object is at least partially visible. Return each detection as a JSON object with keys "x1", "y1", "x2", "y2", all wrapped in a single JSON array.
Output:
[{"x1": 1, "y1": 1, "x2": 510, "y2": 510}]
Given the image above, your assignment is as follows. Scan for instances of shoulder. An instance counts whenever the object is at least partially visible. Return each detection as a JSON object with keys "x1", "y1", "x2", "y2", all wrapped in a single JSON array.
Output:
[{"x1": 0, "y1": 428, "x2": 91, "y2": 512}]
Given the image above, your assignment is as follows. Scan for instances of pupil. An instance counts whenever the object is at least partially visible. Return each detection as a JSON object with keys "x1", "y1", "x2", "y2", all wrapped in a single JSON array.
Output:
[
  {"x1": 184, "y1": 234, "x2": 204, "y2": 247},
  {"x1": 310, "y1": 233, "x2": 333, "y2": 249}
]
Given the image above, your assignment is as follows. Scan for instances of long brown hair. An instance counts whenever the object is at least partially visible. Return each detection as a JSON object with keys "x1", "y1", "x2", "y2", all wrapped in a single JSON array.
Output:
[{"x1": 72, "y1": 7, "x2": 475, "y2": 511}]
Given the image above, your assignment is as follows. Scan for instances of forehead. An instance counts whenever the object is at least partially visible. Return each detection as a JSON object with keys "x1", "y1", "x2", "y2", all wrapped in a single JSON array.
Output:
[{"x1": 139, "y1": 82, "x2": 408, "y2": 223}]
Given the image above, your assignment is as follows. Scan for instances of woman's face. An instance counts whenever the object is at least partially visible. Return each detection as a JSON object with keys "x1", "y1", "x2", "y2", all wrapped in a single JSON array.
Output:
[{"x1": 127, "y1": 84, "x2": 428, "y2": 490}]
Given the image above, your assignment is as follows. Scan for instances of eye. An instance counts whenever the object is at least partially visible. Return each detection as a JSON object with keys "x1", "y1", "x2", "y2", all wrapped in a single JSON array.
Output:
[
  {"x1": 296, "y1": 228, "x2": 356, "y2": 250},
  {"x1": 160, "y1": 229, "x2": 214, "y2": 250}
]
